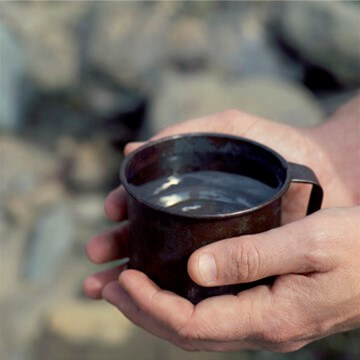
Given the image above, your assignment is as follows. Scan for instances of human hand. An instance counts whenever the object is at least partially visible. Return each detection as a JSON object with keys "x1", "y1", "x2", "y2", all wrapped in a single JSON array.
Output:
[
  {"x1": 103, "y1": 108, "x2": 357, "y2": 226},
  {"x1": 86, "y1": 206, "x2": 360, "y2": 352},
  {"x1": 84, "y1": 109, "x2": 322, "y2": 298},
  {"x1": 84, "y1": 105, "x2": 359, "y2": 351}
]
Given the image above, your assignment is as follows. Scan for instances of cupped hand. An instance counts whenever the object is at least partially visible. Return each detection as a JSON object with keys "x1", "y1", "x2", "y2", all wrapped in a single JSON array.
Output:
[
  {"x1": 85, "y1": 207, "x2": 360, "y2": 352},
  {"x1": 84, "y1": 108, "x2": 360, "y2": 352}
]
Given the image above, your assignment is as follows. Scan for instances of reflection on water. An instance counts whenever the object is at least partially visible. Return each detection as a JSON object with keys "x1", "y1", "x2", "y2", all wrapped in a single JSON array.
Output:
[{"x1": 130, "y1": 171, "x2": 278, "y2": 214}]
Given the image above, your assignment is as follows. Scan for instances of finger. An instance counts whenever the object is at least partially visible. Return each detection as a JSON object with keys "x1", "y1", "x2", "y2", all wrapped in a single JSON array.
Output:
[
  {"x1": 117, "y1": 269, "x2": 272, "y2": 346},
  {"x1": 187, "y1": 285, "x2": 273, "y2": 343},
  {"x1": 118, "y1": 270, "x2": 194, "y2": 334},
  {"x1": 188, "y1": 212, "x2": 330, "y2": 287},
  {"x1": 102, "y1": 281, "x2": 179, "y2": 344},
  {"x1": 123, "y1": 110, "x2": 260, "y2": 158},
  {"x1": 104, "y1": 186, "x2": 127, "y2": 221},
  {"x1": 83, "y1": 265, "x2": 127, "y2": 299},
  {"x1": 124, "y1": 142, "x2": 144, "y2": 155},
  {"x1": 122, "y1": 111, "x2": 243, "y2": 156},
  {"x1": 86, "y1": 222, "x2": 129, "y2": 264},
  {"x1": 150, "y1": 110, "x2": 259, "y2": 141},
  {"x1": 104, "y1": 280, "x2": 259, "y2": 351}
]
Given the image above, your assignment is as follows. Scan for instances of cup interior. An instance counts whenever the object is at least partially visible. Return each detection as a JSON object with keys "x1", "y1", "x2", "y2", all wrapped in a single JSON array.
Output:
[{"x1": 124, "y1": 134, "x2": 287, "y2": 190}]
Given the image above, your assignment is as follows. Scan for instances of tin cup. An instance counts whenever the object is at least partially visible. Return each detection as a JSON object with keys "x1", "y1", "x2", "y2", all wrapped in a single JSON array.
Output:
[{"x1": 120, "y1": 133, "x2": 323, "y2": 304}]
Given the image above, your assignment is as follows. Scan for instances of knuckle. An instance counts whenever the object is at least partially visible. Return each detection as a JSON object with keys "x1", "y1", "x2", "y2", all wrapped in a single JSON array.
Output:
[
  {"x1": 302, "y1": 211, "x2": 340, "y2": 271},
  {"x1": 229, "y1": 240, "x2": 262, "y2": 282},
  {"x1": 221, "y1": 109, "x2": 240, "y2": 119},
  {"x1": 217, "y1": 109, "x2": 240, "y2": 133},
  {"x1": 161, "y1": 123, "x2": 177, "y2": 136}
]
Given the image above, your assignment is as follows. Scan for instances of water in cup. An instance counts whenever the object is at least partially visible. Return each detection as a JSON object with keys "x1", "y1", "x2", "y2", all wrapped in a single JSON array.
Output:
[{"x1": 130, "y1": 170, "x2": 278, "y2": 215}]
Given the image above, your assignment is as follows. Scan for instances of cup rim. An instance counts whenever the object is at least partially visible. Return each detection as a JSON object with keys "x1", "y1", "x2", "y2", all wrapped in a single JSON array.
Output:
[{"x1": 120, "y1": 132, "x2": 291, "y2": 219}]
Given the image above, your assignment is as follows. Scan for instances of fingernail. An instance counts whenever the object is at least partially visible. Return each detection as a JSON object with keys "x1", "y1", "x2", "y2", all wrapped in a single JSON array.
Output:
[{"x1": 198, "y1": 253, "x2": 217, "y2": 283}]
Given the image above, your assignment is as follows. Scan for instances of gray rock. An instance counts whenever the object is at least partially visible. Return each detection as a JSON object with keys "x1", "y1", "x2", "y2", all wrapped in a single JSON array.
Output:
[
  {"x1": 32, "y1": 301, "x2": 237, "y2": 360},
  {"x1": 207, "y1": 7, "x2": 303, "y2": 81},
  {"x1": 71, "y1": 195, "x2": 105, "y2": 225},
  {"x1": 279, "y1": 1, "x2": 360, "y2": 87},
  {"x1": 0, "y1": 24, "x2": 27, "y2": 131},
  {"x1": 0, "y1": 135, "x2": 58, "y2": 199},
  {"x1": 23, "y1": 204, "x2": 74, "y2": 284},
  {"x1": 83, "y1": 77, "x2": 143, "y2": 119},
  {"x1": 57, "y1": 137, "x2": 120, "y2": 192},
  {"x1": 0, "y1": 136, "x2": 64, "y2": 297},
  {"x1": 167, "y1": 16, "x2": 209, "y2": 70},
  {"x1": 89, "y1": 2, "x2": 176, "y2": 92},
  {"x1": 43, "y1": 301, "x2": 134, "y2": 346},
  {"x1": 318, "y1": 89, "x2": 359, "y2": 117},
  {"x1": 1, "y1": 1, "x2": 88, "y2": 90},
  {"x1": 146, "y1": 72, "x2": 324, "y2": 137}
]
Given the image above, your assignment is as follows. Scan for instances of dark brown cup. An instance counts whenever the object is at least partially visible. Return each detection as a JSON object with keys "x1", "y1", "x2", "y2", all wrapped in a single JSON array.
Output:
[{"x1": 120, "y1": 133, "x2": 323, "y2": 304}]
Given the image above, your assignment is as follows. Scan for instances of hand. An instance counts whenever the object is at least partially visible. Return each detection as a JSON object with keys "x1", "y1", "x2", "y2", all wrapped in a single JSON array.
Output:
[
  {"x1": 87, "y1": 207, "x2": 360, "y2": 352},
  {"x1": 104, "y1": 108, "x2": 357, "y2": 224},
  {"x1": 84, "y1": 102, "x2": 359, "y2": 352}
]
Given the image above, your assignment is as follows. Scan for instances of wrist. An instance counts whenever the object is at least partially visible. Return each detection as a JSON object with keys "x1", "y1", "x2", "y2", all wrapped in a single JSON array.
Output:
[{"x1": 304, "y1": 100, "x2": 360, "y2": 206}]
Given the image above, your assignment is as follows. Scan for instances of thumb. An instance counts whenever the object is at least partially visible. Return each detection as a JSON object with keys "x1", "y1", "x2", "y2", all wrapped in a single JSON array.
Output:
[
  {"x1": 187, "y1": 213, "x2": 329, "y2": 287},
  {"x1": 124, "y1": 142, "x2": 144, "y2": 155}
]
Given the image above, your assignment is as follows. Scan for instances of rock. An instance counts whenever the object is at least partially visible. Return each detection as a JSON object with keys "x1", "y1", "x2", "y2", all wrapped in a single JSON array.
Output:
[
  {"x1": 82, "y1": 74, "x2": 147, "y2": 144},
  {"x1": 167, "y1": 16, "x2": 209, "y2": 70},
  {"x1": 71, "y1": 194, "x2": 105, "y2": 225},
  {"x1": 318, "y1": 90, "x2": 359, "y2": 117},
  {"x1": 0, "y1": 257, "x2": 91, "y2": 360},
  {"x1": 23, "y1": 204, "x2": 74, "y2": 284},
  {"x1": 0, "y1": 1, "x2": 89, "y2": 90},
  {"x1": 207, "y1": 5, "x2": 303, "y2": 81},
  {"x1": 89, "y1": 2, "x2": 176, "y2": 92},
  {"x1": 5, "y1": 182, "x2": 65, "y2": 224},
  {"x1": 26, "y1": 27, "x2": 79, "y2": 90},
  {"x1": 279, "y1": 1, "x2": 360, "y2": 87},
  {"x1": 83, "y1": 75, "x2": 144, "y2": 119},
  {"x1": 57, "y1": 137, "x2": 120, "y2": 192},
  {"x1": 222, "y1": 76, "x2": 325, "y2": 126},
  {"x1": 45, "y1": 300, "x2": 133, "y2": 346},
  {"x1": 0, "y1": 135, "x2": 65, "y2": 293},
  {"x1": 0, "y1": 135, "x2": 58, "y2": 199},
  {"x1": 0, "y1": 24, "x2": 27, "y2": 131},
  {"x1": 33, "y1": 300, "x2": 237, "y2": 360},
  {"x1": 146, "y1": 72, "x2": 324, "y2": 137}
]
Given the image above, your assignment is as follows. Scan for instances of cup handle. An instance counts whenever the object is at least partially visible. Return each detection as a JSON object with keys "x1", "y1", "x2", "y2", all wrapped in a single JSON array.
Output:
[{"x1": 288, "y1": 162, "x2": 324, "y2": 215}]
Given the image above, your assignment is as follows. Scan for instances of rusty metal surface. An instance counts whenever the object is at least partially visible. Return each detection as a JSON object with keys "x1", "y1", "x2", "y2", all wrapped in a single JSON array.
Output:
[{"x1": 120, "y1": 133, "x2": 323, "y2": 304}]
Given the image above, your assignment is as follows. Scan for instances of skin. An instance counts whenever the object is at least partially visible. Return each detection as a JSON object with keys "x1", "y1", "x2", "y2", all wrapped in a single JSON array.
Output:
[{"x1": 84, "y1": 95, "x2": 360, "y2": 352}]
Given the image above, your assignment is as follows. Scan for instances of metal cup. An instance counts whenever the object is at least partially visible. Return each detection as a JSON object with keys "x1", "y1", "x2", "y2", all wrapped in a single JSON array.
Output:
[{"x1": 120, "y1": 133, "x2": 323, "y2": 304}]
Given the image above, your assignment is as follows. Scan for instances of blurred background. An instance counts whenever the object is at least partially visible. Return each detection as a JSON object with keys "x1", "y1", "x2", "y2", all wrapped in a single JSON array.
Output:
[{"x1": 0, "y1": 1, "x2": 359, "y2": 360}]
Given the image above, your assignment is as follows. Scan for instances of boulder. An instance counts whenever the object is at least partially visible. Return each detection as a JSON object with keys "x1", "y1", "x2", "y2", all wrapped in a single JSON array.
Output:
[
  {"x1": 279, "y1": 1, "x2": 360, "y2": 87},
  {"x1": 0, "y1": 135, "x2": 58, "y2": 199},
  {"x1": 207, "y1": 7, "x2": 302, "y2": 81},
  {"x1": 146, "y1": 72, "x2": 324, "y2": 137},
  {"x1": 45, "y1": 301, "x2": 134, "y2": 346},
  {"x1": 89, "y1": 2, "x2": 176, "y2": 92},
  {"x1": 33, "y1": 300, "x2": 240, "y2": 360},
  {"x1": 23, "y1": 204, "x2": 74, "y2": 285},
  {"x1": 167, "y1": 16, "x2": 209, "y2": 70},
  {"x1": 57, "y1": 137, "x2": 120, "y2": 192},
  {"x1": 0, "y1": 1, "x2": 88, "y2": 90},
  {"x1": 0, "y1": 24, "x2": 27, "y2": 132}
]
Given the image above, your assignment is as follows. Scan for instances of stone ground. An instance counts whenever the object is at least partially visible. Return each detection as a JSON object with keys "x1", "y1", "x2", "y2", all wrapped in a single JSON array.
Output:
[{"x1": 0, "y1": 2, "x2": 359, "y2": 360}]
